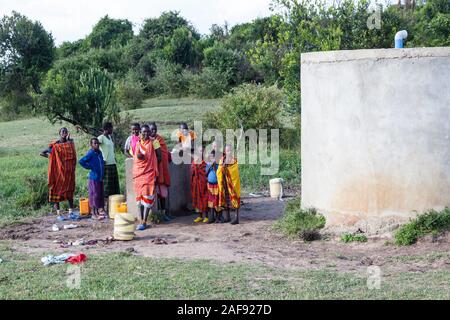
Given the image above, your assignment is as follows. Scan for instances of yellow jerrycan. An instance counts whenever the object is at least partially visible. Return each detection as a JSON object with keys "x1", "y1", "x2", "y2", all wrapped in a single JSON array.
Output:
[{"x1": 108, "y1": 194, "x2": 125, "y2": 219}]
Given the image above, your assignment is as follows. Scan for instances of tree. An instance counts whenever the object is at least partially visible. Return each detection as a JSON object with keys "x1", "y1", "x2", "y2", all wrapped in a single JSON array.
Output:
[
  {"x1": 412, "y1": 0, "x2": 450, "y2": 46},
  {"x1": 39, "y1": 65, "x2": 119, "y2": 135},
  {"x1": 139, "y1": 11, "x2": 199, "y2": 45},
  {"x1": 0, "y1": 11, "x2": 55, "y2": 98},
  {"x1": 164, "y1": 26, "x2": 202, "y2": 67},
  {"x1": 57, "y1": 39, "x2": 88, "y2": 59},
  {"x1": 88, "y1": 15, "x2": 133, "y2": 48},
  {"x1": 203, "y1": 43, "x2": 253, "y2": 86}
]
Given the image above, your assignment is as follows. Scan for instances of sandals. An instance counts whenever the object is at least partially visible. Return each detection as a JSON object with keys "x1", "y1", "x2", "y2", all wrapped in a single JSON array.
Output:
[
  {"x1": 136, "y1": 224, "x2": 147, "y2": 231},
  {"x1": 69, "y1": 213, "x2": 80, "y2": 221}
]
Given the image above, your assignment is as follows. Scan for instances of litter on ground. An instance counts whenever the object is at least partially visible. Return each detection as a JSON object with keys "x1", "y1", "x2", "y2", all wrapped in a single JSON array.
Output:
[
  {"x1": 63, "y1": 224, "x2": 78, "y2": 230},
  {"x1": 41, "y1": 253, "x2": 76, "y2": 266},
  {"x1": 65, "y1": 253, "x2": 87, "y2": 264}
]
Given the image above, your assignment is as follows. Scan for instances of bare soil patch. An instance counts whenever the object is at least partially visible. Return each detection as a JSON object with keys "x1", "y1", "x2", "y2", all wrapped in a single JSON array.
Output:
[{"x1": 1, "y1": 197, "x2": 449, "y2": 274}]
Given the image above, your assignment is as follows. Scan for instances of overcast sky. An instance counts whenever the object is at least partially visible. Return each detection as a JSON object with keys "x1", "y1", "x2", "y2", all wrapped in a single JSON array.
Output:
[{"x1": 0, "y1": 0, "x2": 274, "y2": 45}]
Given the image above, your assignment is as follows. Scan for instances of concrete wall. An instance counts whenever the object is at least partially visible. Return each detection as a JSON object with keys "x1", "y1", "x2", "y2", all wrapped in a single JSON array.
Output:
[
  {"x1": 301, "y1": 47, "x2": 450, "y2": 232},
  {"x1": 125, "y1": 156, "x2": 192, "y2": 217}
]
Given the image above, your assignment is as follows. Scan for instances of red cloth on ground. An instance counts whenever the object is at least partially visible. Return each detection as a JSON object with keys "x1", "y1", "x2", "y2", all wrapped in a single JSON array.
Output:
[{"x1": 65, "y1": 253, "x2": 87, "y2": 264}]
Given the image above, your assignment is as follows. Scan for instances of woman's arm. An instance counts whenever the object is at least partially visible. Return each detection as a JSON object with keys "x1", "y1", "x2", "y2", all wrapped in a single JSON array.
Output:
[
  {"x1": 79, "y1": 151, "x2": 92, "y2": 170},
  {"x1": 124, "y1": 136, "x2": 133, "y2": 158},
  {"x1": 40, "y1": 146, "x2": 52, "y2": 158}
]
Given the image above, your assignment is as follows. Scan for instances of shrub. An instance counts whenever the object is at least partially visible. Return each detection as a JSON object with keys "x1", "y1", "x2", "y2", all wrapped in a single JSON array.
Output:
[
  {"x1": 274, "y1": 197, "x2": 326, "y2": 241},
  {"x1": 116, "y1": 74, "x2": 145, "y2": 110},
  {"x1": 203, "y1": 43, "x2": 242, "y2": 85},
  {"x1": 204, "y1": 83, "x2": 284, "y2": 131},
  {"x1": 147, "y1": 59, "x2": 189, "y2": 97},
  {"x1": 395, "y1": 208, "x2": 450, "y2": 245},
  {"x1": 189, "y1": 67, "x2": 230, "y2": 98},
  {"x1": 112, "y1": 112, "x2": 134, "y2": 151},
  {"x1": 16, "y1": 174, "x2": 48, "y2": 210},
  {"x1": 280, "y1": 114, "x2": 301, "y2": 149},
  {"x1": 0, "y1": 93, "x2": 34, "y2": 121},
  {"x1": 341, "y1": 233, "x2": 368, "y2": 243}
]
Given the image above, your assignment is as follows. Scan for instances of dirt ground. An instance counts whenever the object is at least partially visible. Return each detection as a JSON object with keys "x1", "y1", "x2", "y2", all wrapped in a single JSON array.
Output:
[{"x1": 1, "y1": 196, "x2": 449, "y2": 274}]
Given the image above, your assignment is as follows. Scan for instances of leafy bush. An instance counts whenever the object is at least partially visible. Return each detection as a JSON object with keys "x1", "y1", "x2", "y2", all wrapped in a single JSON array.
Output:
[
  {"x1": 147, "y1": 59, "x2": 190, "y2": 97},
  {"x1": 0, "y1": 94, "x2": 34, "y2": 121},
  {"x1": 280, "y1": 114, "x2": 300, "y2": 149},
  {"x1": 189, "y1": 67, "x2": 230, "y2": 98},
  {"x1": 274, "y1": 197, "x2": 326, "y2": 241},
  {"x1": 341, "y1": 233, "x2": 368, "y2": 243},
  {"x1": 203, "y1": 43, "x2": 243, "y2": 85},
  {"x1": 116, "y1": 73, "x2": 145, "y2": 110},
  {"x1": 204, "y1": 83, "x2": 284, "y2": 131},
  {"x1": 395, "y1": 208, "x2": 450, "y2": 245}
]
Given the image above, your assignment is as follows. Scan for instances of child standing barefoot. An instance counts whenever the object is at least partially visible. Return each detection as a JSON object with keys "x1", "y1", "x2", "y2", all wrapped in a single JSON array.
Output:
[
  {"x1": 124, "y1": 123, "x2": 141, "y2": 158},
  {"x1": 79, "y1": 138, "x2": 107, "y2": 220}
]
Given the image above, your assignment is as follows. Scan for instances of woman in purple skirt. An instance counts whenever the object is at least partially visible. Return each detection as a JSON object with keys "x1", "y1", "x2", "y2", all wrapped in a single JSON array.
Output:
[{"x1": 79, "y1": 138, "x2": 107, "y2": 220}]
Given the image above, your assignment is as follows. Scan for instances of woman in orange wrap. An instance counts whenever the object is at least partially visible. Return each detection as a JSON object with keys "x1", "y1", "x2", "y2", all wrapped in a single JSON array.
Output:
[
  {"x1": 133, "y1": 125, "x2": 159, "y2": 231},
  {"x1": 148, "y1": 122, "x2": 173, "y2": 221},
  {"x1": 40, "y1": 127, "x2": 77, "y2": 221}
]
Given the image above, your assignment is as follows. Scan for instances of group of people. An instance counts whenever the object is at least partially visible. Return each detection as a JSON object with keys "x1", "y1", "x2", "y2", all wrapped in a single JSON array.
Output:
[
  {"x1": 40, "y1": 123, "x2": 120, "y2": 221},
  {"x1": 40, "y1": 121, "x2": 241, "y2": 230}
]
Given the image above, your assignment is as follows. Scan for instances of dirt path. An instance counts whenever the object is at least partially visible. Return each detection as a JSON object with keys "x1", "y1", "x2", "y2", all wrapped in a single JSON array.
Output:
[{"x1": 1, "y1": 197, "x2": 449, "y2": 274}]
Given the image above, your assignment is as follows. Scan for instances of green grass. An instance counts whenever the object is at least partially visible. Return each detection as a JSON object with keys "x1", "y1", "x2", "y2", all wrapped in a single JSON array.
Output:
[
  {"x1": 341, "y1": 233, "x2": 368, "y2": 243},
  {"x1": 274, "y1": 197, "x2": 325, "y2": 240},
  {"x1": 387, "y1": 251, "x2": 450, "y2": 263},
  {"x1": 0, "y1": 247, "x2": 448, "y2": 299},
  {"x1": 127, "y1": 97, "x2": 220, "y2": 125},
  {"x1": 239, "y1": 149, "x2": 300, "y2": 193},
  {"x1": 140, "y1": 97, "x2": 221, "y2": 110},
  {"x1": 0, "y1": 121, "x2": 128, "y2": 226}
]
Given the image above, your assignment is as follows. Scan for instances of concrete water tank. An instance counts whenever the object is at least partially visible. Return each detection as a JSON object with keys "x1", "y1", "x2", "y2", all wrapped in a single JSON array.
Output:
[
  {"x1": 125, "y1": 156, "x2": 192, "y2": 217},
  {"x1": 301, "y1": 47, "x2": 450, "y2": 232}
]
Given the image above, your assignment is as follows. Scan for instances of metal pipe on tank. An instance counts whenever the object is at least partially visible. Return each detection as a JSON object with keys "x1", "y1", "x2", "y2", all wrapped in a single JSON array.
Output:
[{"x1": 395, "y1": 30, "x2": 408, "y2": 48}]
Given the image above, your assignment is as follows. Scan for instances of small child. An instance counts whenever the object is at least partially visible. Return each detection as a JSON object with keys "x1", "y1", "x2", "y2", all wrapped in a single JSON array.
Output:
[
  {"x1": 176, "y1": 122, "x2": 196, "y2": 152},
  {"x1": 206, "y1": 150, "x2": 221, "y2": 223},
  {"x1": 191, "y1": 145, "x2": 208, "y2": 223},
  {"x1": 79, "y1": 137, "x2": 107, "y2": 220},
  {"x1": 124, "y1": 123, "x2": 141, "y2": 158}
]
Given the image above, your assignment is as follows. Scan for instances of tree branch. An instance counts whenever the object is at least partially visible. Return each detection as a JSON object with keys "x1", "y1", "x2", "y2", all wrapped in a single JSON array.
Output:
[{"x1": 55, "y1": 113, "x2": 101, "y2": 136}]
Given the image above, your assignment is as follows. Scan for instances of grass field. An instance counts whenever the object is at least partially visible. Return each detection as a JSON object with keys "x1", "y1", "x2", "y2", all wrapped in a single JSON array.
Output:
[
  {"x1": 1, "y1": 98, "x2": 449, "y2": 300},
  {"x1": 0, "y1": 244, "x2": 448, "y2": 299}
]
